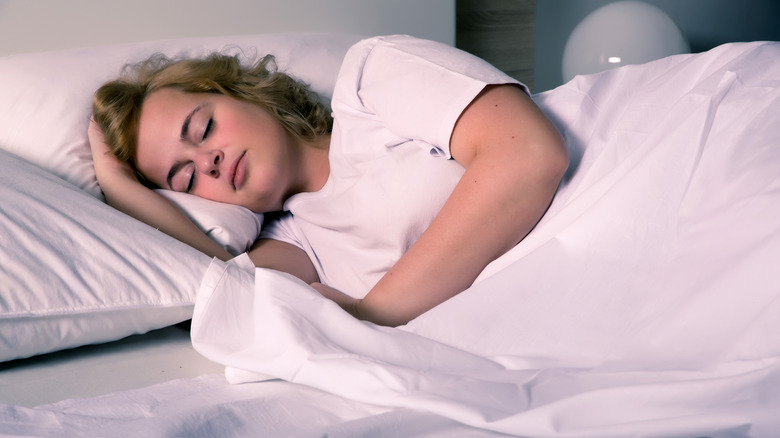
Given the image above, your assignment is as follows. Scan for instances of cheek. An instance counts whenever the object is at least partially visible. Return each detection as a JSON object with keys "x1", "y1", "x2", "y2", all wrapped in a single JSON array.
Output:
[{"x1": 193, "y1": 183, "x2": 228, "y2": 203}]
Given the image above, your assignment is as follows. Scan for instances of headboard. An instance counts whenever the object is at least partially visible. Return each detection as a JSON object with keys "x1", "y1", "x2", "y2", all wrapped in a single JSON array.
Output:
[{"x1": 0, "y1": 0, "x2": 455, "y2": 56}]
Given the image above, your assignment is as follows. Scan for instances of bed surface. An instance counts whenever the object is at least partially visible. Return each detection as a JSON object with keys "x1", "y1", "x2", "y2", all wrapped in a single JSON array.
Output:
[
  {"x1": 0, "y1": 325, "x2": 222, "y2": 408},
  {"x1": 0, "y1": 329, "x2": 512, "y2": 437}
]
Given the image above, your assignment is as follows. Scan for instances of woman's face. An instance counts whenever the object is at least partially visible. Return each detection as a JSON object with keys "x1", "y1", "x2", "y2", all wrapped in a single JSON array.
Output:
[{"x1": 135, "y1": 88, "x2": 294, "y2": 213}]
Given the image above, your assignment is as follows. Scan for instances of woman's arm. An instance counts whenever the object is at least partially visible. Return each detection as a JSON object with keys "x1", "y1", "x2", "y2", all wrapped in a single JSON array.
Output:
[
  {"x1": 317, "y1": 84, "x2": 568, "y2": 326},
  {"x1": 88, "y1": 120, "x2": 233, "y2": 261},
  {"x1": 248, "y1": 238, "x2": 319, "y2": 284},
  {"x1": 91, "y1": 119, "x2": 320, "y2": 282}
]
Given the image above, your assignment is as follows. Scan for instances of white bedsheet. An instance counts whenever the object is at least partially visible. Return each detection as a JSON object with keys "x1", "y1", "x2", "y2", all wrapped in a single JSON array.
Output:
[
  {"x1": 0, "y1": 373, "x2": 519, "y2": 437},
  {"x1": 1, "y1": 41, "x2": 778, "y2": 437},
  {"x1": 0, "y1": 326, "x2": 222, "y2": 408},
  {"x1": 191, "y1": 41, "x2": 780, "y2": 436}
]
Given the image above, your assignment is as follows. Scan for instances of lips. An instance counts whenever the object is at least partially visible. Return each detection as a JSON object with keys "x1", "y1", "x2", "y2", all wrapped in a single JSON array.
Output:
[{"x1": 230, "y1": 151, "x2": 246, "y2": 190}]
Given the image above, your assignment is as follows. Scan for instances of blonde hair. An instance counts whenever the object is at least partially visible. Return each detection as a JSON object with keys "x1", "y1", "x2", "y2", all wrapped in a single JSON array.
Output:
[{"x1": 92, "y1": 52, "x2": 332, "y2": 163}]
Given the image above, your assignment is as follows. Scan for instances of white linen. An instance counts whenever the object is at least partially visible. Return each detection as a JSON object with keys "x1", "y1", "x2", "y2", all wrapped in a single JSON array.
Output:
[
  {"x1": 190, "y1": 41, "x2": 780, "y2": 437},
  {"x1": 0, "y1": 32, "x2": 360, "y2": 362},
  {"x1": 0, "y1": 150, "x2": 211, "y2": 362},
  {"x1": 0, "y1": 373, "x2": 516, "y2": 438},
  {"x1": 155, "y1": 189, "x2": 263, "y2": 255},
  {"x1": 0, "y1": 326, "x2": 222, "y2": 407}
]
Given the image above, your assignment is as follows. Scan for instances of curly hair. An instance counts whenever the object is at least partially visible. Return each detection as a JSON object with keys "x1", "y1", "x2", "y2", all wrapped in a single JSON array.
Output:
[{"x1": 92, "y1": 52, "x2": 333, "y2": 163}]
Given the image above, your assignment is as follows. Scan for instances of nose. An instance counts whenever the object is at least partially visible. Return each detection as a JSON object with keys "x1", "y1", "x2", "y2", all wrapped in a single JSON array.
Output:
[{"x1": 197, "y1": 149, "x2": 224, "y2": 178}]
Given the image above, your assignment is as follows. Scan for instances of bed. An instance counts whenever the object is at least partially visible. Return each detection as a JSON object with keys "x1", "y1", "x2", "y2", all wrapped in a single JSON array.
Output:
[{"x1": 1, "y1": 12, "x2": 779, "y2": 438}]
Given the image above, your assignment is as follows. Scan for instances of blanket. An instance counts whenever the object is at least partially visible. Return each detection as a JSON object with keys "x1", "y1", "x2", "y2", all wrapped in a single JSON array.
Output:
[{"x1": 192, "y1": 41, "x2": 780, "y2": 437}]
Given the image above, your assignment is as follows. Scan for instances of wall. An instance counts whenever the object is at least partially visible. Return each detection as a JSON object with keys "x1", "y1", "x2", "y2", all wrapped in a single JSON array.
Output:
[
  {"x1": 0, "y1": 0, "x2": 455, "y2": 56},
  {"x1": 535, "y1": 0, "x2": 780, "y2": 91},
  {"x1": 456, "y1": 0, "x2": 536, "y2": 89}
]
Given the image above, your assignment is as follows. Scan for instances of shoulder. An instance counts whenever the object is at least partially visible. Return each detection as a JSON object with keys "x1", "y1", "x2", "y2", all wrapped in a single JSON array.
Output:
[
  {"x1": 333, "y1": 35, "x2": 525, "y2": 110},
  {"x1": 339, "y1": 35, "x2": 516, "y2": 83}
]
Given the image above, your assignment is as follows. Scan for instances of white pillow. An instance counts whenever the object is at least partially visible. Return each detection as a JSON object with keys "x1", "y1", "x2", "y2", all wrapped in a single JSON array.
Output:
[
  {"x1": 0, "y1": 149, "x2": 212, "y2": 362},
  {"x1": 0, "y1": 32, "x2": 361, "y2": 199},
  {"x1": 155, "y1": 190, "x2": 263, "y2": 255},
  {"x1": 0, "y1": 33, "x2": 360, "y2": 361}
]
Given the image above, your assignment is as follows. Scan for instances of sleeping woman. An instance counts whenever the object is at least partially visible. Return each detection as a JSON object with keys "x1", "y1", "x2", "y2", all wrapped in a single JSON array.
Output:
[{"x1": 89, "y1": 35, "x2": 568, "y2": 327}]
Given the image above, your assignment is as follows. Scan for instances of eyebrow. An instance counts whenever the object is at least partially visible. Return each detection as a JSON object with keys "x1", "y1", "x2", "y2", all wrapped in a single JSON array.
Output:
[{"x1": 167, "y1": 104, "x2": 206, "y2": 189}]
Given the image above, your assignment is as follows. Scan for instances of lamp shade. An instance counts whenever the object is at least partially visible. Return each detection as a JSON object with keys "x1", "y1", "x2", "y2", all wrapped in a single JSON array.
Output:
[{"x1": 562, "y1": 1, "x2": 689, "y2": 83}]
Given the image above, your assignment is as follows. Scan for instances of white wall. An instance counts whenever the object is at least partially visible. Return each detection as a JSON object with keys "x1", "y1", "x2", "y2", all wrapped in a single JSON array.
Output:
[{"x1": 0, "y1": 0, "x2": 454, "y2": 56}]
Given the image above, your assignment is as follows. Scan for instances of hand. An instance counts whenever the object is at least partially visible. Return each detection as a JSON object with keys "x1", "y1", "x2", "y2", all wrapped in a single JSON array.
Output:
[
  {"x1": 88, "y1": 118, "x2": 135, "y2": 180},
  {"x1": 88, "y1": 119, "x2": 113, "y2": 161},
  {"x1": 309, "y1": 282, "x2": 362, "y2": 319},
  {"x1": 87, "y1": 119, "x2": 107, "y2": 154}
]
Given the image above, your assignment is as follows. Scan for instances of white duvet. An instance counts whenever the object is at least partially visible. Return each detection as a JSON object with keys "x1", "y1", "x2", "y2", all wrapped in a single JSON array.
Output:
[{"x1": 192, "y1": 41, "x2": 780, "y2": 437}]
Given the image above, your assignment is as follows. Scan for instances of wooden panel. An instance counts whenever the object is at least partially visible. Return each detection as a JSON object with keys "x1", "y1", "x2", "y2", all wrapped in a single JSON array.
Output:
[{"x1": 456, "y1": 0, "x2": 536, "y2": 90}]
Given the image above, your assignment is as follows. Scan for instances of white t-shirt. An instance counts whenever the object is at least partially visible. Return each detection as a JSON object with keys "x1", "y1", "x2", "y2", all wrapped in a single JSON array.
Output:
[{"x1": 261, "y1": 35, "x2": 523, "y2": 298}]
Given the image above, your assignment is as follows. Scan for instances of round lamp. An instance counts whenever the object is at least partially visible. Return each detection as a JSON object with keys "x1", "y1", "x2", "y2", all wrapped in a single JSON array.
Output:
[{"x1": 562, "y1": 1, "x2": 689, "y2": 83}]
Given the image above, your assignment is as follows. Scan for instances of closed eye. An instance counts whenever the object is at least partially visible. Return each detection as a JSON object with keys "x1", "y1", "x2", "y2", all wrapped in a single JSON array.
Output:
[
  {"x1": 168, "y1": 161, "x2": 196, "y2": 193},
  {"x1": 185, "y1": 164, "x2": 196, "y2": 193},
  {"x1": 201, "y1": 118, "x2": 214, "y2": 143}
]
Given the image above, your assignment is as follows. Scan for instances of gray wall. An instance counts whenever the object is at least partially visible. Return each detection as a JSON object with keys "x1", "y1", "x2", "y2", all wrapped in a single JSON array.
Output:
[
  {"x1": 535, "y1": 0, "x2": 780, "y2": 92},
  {"x1": 0, "y1": 0, "x2": 455, "y2": 56}
]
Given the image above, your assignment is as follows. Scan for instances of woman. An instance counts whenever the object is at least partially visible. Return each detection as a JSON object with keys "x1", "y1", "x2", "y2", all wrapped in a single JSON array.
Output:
[{"x1": 90, "y1": 35, "x2": 568, "y2": 327}]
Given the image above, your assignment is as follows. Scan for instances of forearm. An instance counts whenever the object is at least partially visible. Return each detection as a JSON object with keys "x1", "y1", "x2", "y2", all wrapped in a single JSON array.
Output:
[
  {"x1": 356, "y1": 85, "x2": 568, "y2": 326},
  {"x1": 90, "y1": 121, "x2": 232, "y2": 261},
  {"x1": 357, "y1": 145, "x2": 566, "y2": 326},
  {"x1": 104, "y1": 173, "x2": 232, "y2": 261},
  {"x1": 249, "y1": 238, "x2": 319, "y2": 284}
]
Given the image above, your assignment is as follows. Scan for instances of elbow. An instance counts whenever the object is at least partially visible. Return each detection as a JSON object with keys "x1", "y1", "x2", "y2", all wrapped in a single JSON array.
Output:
[
  {"x1": 354, "y1": 297, "x2": 420, "y2": 328},
  {"x1": 356, "y1": 304, "x2": 412, "y2": 328},
  {"x1": 539, "y1": 135, "x2": 570, "y2": 189},
  {"x1": 553, "y1": 143, "x2": 570, "y2": 184}
]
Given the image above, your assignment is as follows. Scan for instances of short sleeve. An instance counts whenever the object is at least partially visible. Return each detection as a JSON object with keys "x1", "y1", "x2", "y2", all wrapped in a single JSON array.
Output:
[
  {"x1": 259, "y1": 212, "x2": 305, "y2": 249},
  {"x1": 331, "y1": 35, "x2": 525, "y2": 158}
]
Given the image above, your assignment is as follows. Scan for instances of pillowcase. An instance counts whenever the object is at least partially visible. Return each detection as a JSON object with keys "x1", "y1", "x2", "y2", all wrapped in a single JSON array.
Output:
[
  {"x1": 0, "y1": 149, "x2": 211, "y2": 362},
  {"x1": 155, "y1": 190, "x2": 263, "y2": 256},
  {"x1": 0, "y1": 33, "x2": 361, "y2": 361}
]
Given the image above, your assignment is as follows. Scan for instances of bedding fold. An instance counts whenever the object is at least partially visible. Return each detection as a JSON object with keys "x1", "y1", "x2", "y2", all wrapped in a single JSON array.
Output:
[{"x1": 190, "y1": 41, "x2": 780, "y2": 437}]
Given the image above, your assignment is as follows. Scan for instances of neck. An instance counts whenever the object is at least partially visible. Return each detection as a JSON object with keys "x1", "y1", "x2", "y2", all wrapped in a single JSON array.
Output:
[{"x1": 291, "y1": 133, "x2": 331, "y2": 196}]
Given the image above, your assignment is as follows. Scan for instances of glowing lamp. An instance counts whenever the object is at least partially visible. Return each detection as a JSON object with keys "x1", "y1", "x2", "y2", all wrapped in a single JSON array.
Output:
[{"x1": 562, "y1": 1, "x2": 689, "y2": 83}]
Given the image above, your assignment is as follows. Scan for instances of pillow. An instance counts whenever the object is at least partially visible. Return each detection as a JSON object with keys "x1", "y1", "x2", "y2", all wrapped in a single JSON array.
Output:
[
  {"x1": 155, "y1": 190, "x2": 263, "y2": 256},
  {"x1": 0, "y1": 149, "x2": 212, "y2": 362},
  {"x1": 0, "y1": 33, "x2": 361, "y2": 361},
  {"x1": 0, "y1": 32, "x2": 361, "y2": 199}
]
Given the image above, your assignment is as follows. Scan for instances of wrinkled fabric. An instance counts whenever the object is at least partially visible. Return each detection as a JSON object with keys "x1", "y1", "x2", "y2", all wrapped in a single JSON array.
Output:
[{"x1": 192, "y1": 42, "x2": 780, "y2": 437}]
